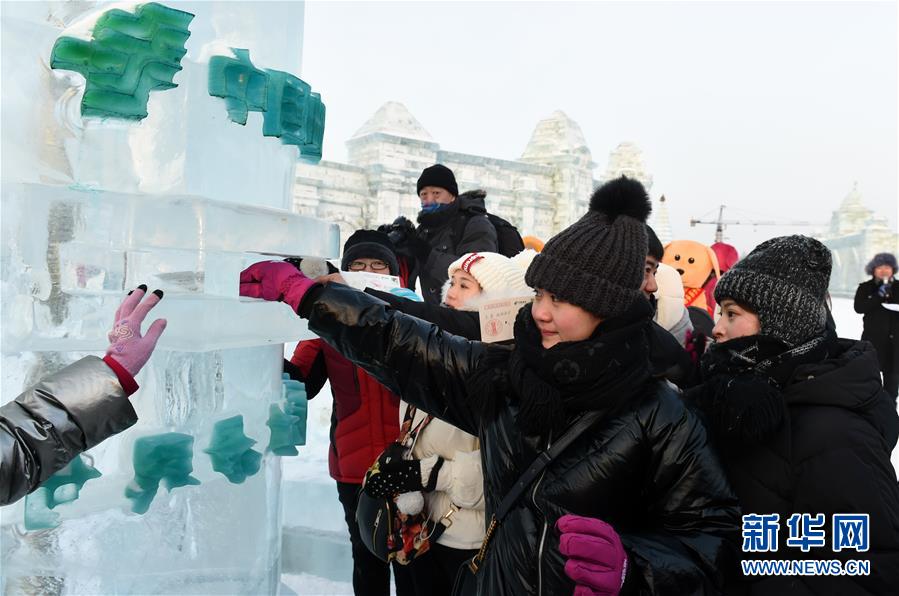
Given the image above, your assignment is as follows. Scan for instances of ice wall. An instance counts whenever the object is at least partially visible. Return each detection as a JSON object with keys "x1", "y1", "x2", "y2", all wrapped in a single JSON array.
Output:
[{"x1": 1, "y1": 2, "x2": 336, "y2": 594}]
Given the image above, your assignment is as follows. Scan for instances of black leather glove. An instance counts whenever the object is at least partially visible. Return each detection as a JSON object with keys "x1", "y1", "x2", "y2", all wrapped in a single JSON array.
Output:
[{"x1": 364, "y1": 443, "x2": 444, "y2": 498}]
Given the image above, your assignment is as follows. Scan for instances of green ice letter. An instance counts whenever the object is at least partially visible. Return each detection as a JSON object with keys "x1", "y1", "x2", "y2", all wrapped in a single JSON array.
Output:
[
  {"x1": 50, "y1": 2, "x2": 194, "y2": 120},
  {"x1": 208, "y1": 48, "x2": 325, "y2": 161},
  {"x1": 126, "y1": 432, "x2": 200, "y2": 514},
  {"x1": 24, "y1": 455, "x2": 102, "y2": 530},
  {"x1": 204, "y1": 415, "x2": 262, "y2": 483}
]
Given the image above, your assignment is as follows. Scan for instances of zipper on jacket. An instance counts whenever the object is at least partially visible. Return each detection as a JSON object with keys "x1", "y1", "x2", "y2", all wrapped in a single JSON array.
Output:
[{"x1": 532, "y1": 431, "x2": 552, "y2": 596}]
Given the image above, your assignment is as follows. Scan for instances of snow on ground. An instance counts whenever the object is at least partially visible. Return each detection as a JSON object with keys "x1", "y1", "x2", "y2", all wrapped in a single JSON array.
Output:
[
  {"x1": 281, "y1": 573, "x2": 353, "y2": 596},
  {"x1": 830, "y1": 296, "x2": 863, "y2": 340}
]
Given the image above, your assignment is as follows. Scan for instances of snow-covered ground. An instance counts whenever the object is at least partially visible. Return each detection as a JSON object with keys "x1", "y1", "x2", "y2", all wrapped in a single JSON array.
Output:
[{"x1": 279, "y1": 297, "x2": 898, "y2": 595}]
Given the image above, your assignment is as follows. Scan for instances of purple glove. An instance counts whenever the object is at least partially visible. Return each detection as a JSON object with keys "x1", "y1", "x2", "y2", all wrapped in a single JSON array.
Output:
[
  {"x1": 239, "y1": 260, "x2": 316, "y2": 312},
  {"x1": 557, "y1": 514, "x2": 628, "y2": 596},
  {"x1": 106, "y1": 285, "x2": 167, "y2": 377}
]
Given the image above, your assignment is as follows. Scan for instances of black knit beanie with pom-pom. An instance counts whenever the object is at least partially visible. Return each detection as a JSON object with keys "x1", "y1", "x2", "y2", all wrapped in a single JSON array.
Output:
[{"x1": 525, "y1": 176, "x2": 652, "y2": 318}]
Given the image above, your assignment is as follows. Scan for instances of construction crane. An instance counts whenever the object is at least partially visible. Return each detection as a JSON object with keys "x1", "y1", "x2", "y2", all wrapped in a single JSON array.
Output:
[{"x1": 690, "y1": 205, "x2": 820, "y2": 243}]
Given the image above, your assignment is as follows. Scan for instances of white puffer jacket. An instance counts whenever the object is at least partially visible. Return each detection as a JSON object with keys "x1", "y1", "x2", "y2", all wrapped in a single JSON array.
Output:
[{"x1": 403, "y1": 401, "x2": 486, "y2": 550}]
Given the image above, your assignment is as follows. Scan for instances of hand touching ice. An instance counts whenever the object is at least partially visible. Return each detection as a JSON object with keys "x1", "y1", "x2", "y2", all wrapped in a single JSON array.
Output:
[
  {"x1": 106, "y1": 285, "x2": 167, "y2": 376},
  {"x1": 239, "y1": 261, "x2": 317, "y2": 312}
]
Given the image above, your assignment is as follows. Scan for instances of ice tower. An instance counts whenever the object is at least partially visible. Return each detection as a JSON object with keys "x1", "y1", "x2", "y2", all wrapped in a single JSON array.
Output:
[{"x1": 1, "y1": 2, "x2": 337, "y2": 593}]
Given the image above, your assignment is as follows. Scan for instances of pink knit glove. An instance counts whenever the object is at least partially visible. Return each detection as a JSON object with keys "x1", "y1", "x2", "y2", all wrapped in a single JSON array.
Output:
[
  {"x1": 557, "y1": 514, "x2": 628, "y2": 596},
  {"x1": 106, "y1": 285, "x2": 168, "y2": 377},
  {"x1": 239, "y1": 261, "x2": 316, "y2": 312}
]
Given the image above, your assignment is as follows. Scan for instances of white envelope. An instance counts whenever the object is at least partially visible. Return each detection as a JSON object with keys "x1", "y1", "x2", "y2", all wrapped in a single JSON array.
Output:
[{"x1": 339, "y1": 270, "x2": 401, "y2": 292}]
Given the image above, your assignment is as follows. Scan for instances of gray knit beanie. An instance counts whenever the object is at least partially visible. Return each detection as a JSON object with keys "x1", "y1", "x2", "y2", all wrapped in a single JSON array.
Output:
[
  {"x1": 714, "y1": 235, "x2": 831, "y2": 347},
  {"x1": 525, "y1": 176, "x2": 651, "y2": 318}
]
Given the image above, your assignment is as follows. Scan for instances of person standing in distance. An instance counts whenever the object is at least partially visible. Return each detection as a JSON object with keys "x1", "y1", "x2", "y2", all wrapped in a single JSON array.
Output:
[
  {"x1": 399, "y1": 164, "x2": 498, "y2": 304},
  {"x1": 854, "y1": 252, "x2": 899, "y2": 400}
]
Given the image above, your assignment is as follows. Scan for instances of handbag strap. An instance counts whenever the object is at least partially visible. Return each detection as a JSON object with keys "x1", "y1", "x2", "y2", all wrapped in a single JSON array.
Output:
[
  {"x1": 468, "y1": 410, "x2": 603, "y2": 574},
  {"x1": 400, "y1": 403, "x2": 433, "y2": 449},
  {"x1": 495, "y1": 409, "x2": 603, "y2": 522}
]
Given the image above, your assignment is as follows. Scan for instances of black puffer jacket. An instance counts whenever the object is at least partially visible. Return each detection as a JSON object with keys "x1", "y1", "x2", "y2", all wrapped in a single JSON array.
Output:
[
  {"x1": 302, "y1": 284, "x2": 740, "y2": 595},
  {"x1": 416, "y1": 191, "x2": 498, "y2": 304},
  {"x1": 695, "y1": 339, "x2": 899, "y2": 595}
]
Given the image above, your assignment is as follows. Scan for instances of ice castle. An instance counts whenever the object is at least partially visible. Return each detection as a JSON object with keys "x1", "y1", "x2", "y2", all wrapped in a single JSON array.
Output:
[{"x1": 1, "y1": 2, "x2": 338, "y2": 593}]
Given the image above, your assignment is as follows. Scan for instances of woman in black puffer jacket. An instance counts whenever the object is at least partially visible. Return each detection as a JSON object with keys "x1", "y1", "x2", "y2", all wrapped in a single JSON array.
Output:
[
  {"x1": 241, "y1": 177, "x2": 740, "y2": 595},
  {"x1": 690, "y1": 236, "x2": 899, "y2": 595}
]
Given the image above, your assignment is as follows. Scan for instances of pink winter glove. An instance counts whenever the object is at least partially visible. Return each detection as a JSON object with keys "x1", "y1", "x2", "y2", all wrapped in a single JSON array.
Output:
[
  {"x1": 105, "y1": 285, "x2": 167, "y2": 378},
  {"x1": 557, "y1": 514, "x2": 628, "y2": 596},
  {"x1": 239, "y1": 260, "x2": 316, "y2": 312}
]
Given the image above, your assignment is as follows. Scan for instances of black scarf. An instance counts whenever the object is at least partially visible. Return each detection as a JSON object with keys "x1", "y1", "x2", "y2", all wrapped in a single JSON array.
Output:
[
  {"x1": 468, "y1": 299, "x2": 654, "y2": 436},
  {"x1": 691, "y1": 331, "x2": 837, "y2": 448},
  {"x1": 417, "y1": 200, "x2": 459, "y2": 232}
]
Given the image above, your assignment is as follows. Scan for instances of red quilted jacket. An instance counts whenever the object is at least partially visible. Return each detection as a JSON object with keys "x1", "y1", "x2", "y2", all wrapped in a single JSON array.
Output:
[{"x1": 290, "y1": 339, "x2": 400, "y2": 483}]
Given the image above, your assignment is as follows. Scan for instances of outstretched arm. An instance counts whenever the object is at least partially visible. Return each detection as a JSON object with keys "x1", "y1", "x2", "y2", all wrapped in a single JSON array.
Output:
[
  {"x1": 1, "y1": 286, "x2": 166, "y2": 505},
  {"x1": 239, "y1": 261, "x2": 486, "y2": 434}
]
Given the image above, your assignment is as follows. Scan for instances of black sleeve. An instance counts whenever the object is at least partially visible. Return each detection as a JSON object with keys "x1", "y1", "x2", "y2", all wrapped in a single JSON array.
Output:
[
  {"x1": 619, "y1": 390, "x2": 741, "y2": 595},
  {"x1": 302, "y1": 283, "x2": 486, "y2": 435},
  {"x1": 365, "y1": 289, "x2": 483, "y2": 340},
  {"x1": 282, "y1": 356, "x2": 328, "y2": 399}
]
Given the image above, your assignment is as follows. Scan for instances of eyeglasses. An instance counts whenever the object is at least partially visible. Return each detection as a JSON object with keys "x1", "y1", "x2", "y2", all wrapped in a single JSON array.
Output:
[{"x1": 348, "y1": 260, "x2": 389, "y2": 271}]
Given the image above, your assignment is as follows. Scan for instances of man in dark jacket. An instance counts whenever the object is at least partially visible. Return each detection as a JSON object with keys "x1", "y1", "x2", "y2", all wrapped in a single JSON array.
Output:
[
  {"x1": 692, "y1": 236, "x2": 899, "y2": 595},
  {"x1": 241, "y1": 177, "x2": 740, "y2": 595},
  {"x1": 854, "y1": 252, "x2": 899, "y2": 400},
  {"x1": 1, "y1": 286, "x2": 166, "y2": 505},
  {"x1": 400, "y1": 164, "x2": 498, "y2": 304}
]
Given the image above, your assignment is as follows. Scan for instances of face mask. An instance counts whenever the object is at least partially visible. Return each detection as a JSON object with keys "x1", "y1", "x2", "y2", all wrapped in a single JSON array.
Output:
[{"x1": 420, "y1": 203, "x2": 448, "y2": 215}]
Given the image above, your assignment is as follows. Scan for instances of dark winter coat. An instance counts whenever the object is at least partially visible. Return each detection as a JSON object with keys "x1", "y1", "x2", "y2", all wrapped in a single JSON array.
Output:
[
  {"x1": 300, "y1": 283, "x2": 740, "y2": 596},
  {"x1": 1, "y1": 356, "x2": 138, "y2": 505},
  {"x1": 416, "y1": 191, "x2": 498, "y2": 304},
  {"x1": 696, "y1": 339, "x2": 899, "y2": 595},
  {"x1": 854, "y1": 278, "x2": 899, "y2": 372},
  {"x1": 287, "y1": 339, "x2": 400, "y2": 484}
]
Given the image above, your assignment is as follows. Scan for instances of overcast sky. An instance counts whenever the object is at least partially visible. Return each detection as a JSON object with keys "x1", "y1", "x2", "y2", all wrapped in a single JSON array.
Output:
[{"x1": 300, "y1": 1, "x2": 897, "y2": 254}]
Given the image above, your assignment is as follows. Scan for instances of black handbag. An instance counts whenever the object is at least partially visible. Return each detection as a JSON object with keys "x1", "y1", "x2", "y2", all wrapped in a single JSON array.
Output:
[
  {"x1": 452, "y1": 410, "x2": 603, "y2": 596},
  {"x1": 357, "y1": 404, "x2": 450, "y2": 564}
]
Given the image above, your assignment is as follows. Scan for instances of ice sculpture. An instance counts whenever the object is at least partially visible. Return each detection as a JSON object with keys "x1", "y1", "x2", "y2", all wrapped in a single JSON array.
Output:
[{"x1": 1, "y1": 1, "x2": 336, "y2": 593}]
